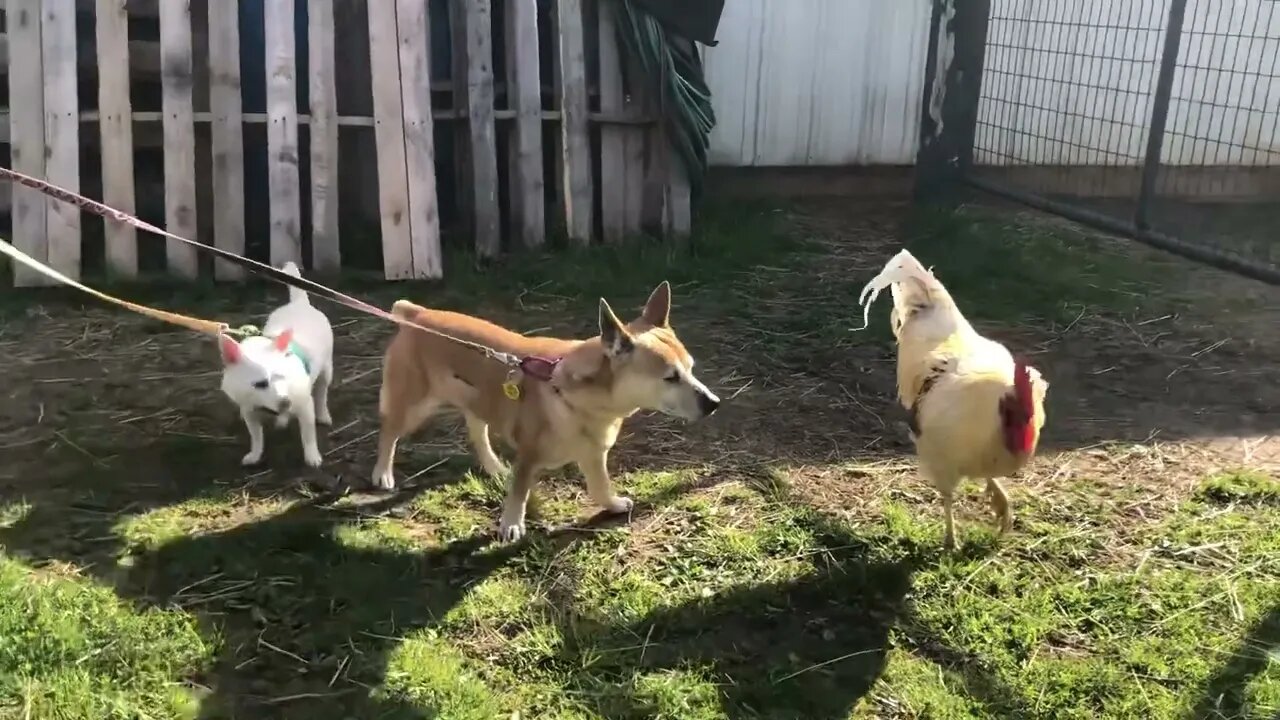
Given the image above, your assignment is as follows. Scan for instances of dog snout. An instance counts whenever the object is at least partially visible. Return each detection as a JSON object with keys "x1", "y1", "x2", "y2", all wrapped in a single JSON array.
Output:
[
  {"x1": 277, "y1": 398, "x2": 292, "y2": 412},
  {"x1": 697, "y1": 391, "x2": 721, "y2": 417}
]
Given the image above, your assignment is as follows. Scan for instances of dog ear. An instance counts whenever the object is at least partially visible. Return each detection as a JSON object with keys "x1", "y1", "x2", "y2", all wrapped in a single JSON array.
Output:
[
  {"x1": 641, "y1": 281, "x2": 671, "y2": 327},
  {"x1": 219, "y1": 334, "x2": 242, "y2": 365},
  {"x1": 598, "y1": 298, "x2": 634, "y2": 357},
  {"x1": 272, "y1": 328, "x2": 294, "y2": 352}
]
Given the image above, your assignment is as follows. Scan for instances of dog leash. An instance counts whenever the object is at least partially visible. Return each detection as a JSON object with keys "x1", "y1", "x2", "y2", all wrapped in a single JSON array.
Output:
[
  {"x1": 0, "y1": 166, "x2": 561, "y2": 386},
  {"x1": 0, "y1": 238, "x2": 235, "y2": 336}
]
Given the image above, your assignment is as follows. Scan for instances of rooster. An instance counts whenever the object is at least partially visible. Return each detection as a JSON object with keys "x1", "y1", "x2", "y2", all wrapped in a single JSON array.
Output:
[{"x1": 858, "y1": 249, "x2": 1049, "y2": 550}]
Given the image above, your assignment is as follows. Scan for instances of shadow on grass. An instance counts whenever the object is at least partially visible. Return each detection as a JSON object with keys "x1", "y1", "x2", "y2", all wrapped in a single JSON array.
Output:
[
  {"x1": 2, "y1": 440, "x2": 1033, "y2": 718},
  {"x1": 1192, "y1": 604, "x2": 1280, "y2": 720},
  {"x1": 127, "y1": 494, "x2": 1036, "y2": 718},
  {"x1": 538, "y1": 482, "x2": 1033, "y2": 719}
]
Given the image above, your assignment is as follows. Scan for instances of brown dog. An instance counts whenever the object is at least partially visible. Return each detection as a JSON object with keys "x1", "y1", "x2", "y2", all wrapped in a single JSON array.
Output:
[{"x1": 373, "y1": 282, "x2": 720, "y2": 541}]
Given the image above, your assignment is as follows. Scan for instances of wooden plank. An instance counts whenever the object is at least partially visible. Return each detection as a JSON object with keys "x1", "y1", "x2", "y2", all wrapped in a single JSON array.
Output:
[
  {"x1": 396, "y1": 0, "x2": 443, "y2": 277},
  {"x1": 308, "y1": 0, "x2": 341, "y2": 273},
  {"x1": 8, "y1": 0, "x2": 48, "y2": 286},
  {"x1": 462, "y1": 0, "x2": 500, "y2": 258},
  {"x1": 638, "y1": 72, "x2": 666, "y2": 235},
  {"x1": 0, "y1": 0, "x2": 8, "y2": 220},
  {"x1": 265, "y1": 0, "x2": 302, "y2": 266},
  {"x1": 78, "y1": 0, "x2": 157, "y2": 16},
  {"x1": 42, "y1": 0, "x2": 81, "y2": 279},
  {"x1": 96, "y1": 0, "x2": 137, "y2": 278},
  {"x1": 0, "y1": 108, "x2": 650, "y2": 142},
  {"x1": 664, "y1": 156, "x2": 692, "y2": 237},
  {"x1": 208, "y1": 0, "x2": 246, "y2": 280},
  {"x1": 556, "y1": 0, "x2": 593, "y2": 244},
  {"x1": 367, "y1": 0, "x2": 415, "y2": 279},
  {"x1": 159, "y1": 0, "x2": 199, "y2": 277},
  {"x1": 448, "y1": 0, "x2": 473, "y2": 237},
  {"x1": 661, "y1": 38, "x2": 693, "y2": 238},
  {"x1": 505, "y1": 0, "x2": 544, "y2": 248},
  {"x1": 597, "y1": 0, "x2": 627, "y2": 243},
  {"x1": 547, "y1": 0, "x2": 566, "y2": 234},
  {"x1": 621, "y1": 52, "x2": 646, "y2": 233}
]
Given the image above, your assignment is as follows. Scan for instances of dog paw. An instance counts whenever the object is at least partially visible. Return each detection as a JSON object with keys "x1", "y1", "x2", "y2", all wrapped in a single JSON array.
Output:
[
  {"x1": 241, "y1": 451, "x2": 263, "y2": 467},
  {"x1": 497, "y1": 517, "x2": 526, "y2": 543},
  {"x1": 605, "y1": 496, "x2": 634, "y2": 515},
  {"x1": 274, "y1": 415, "x2": 290, "y2": 429},
  {"x1": 371, "y1": 470, "x2": 396, "y2": 491},
  {"x1": 316, "y1": 413, "x2": 333, "y2": 427},
  {"x1": 483, "y1": 462, "x2": 511, "y2": 478},
  {"x1": 997, "y1": 513, "x2": 1014, "y2": 535},
  {"x1": 303, "y1": 447, "x2": 323, "y2": 468}
]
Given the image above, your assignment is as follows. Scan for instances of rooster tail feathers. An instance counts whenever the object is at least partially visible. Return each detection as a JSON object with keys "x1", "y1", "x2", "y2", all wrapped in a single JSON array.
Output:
[{"x1": 855, "y1": 249, "x2": 950, "y2": 331}]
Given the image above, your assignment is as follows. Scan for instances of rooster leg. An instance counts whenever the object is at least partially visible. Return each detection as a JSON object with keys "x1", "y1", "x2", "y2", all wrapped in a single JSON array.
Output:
[
  {"x1": 928, "y1": 469, "x2": 961, "y2": 551},
  {"x1": 941, "y1": 492, "x2": 957, "y2": 551},
  {"x1": 987, "y1": 478, "x2": 1013, "y2": 534}
]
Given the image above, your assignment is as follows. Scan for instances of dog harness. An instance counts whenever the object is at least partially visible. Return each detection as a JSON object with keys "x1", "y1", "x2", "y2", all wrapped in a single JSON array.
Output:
[{"x1": 286, "y1": 340, "x2": 312, "y2": 376}]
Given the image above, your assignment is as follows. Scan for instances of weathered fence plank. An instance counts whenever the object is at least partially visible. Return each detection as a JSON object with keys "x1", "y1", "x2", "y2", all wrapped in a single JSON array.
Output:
[
  {"x1": 504, "y1": 0, "x2": 545, "y2": 248},
  {"x1": 159, "y1": 0, "x2": 199, "y2": 277},
  {"x1": 1, "y1": 0, "x2": 687, "y2": 285},
  {"x1": 96, "y1": 0, "x2": 137, "y2": 278},
  {"x1": 462, "y1": 0, "x2": 500, "y2": 257},
  {"x1": 367, "y1": 1, "x2": 415, "y2": 279},
  {"x1": 622, "y1": 53, "x2": 646, "y2": 232},
  {"x1": 597, "y1": 0, "x2": 628, "y2": 243},
  {"x1": 265, "y1": 0, "x2": 302, "y2": 266},
  {"x1": 208, "y1": 0, "x2": 246, "y2": 280},
  {"x1": 43, "y1": 0, "x2": 81, "y2": 278},
  {"x1": 449, "y1": 0, "x2": 473, "y2": 238},
  {"x1": 557, "y1": 0, "x2": 593, "y2": 244},
  {"x1": 9, "y1": 0, "x2": 47, "y2": 286},
  {"x1": 665, "y1": 159, "x2": 692, "y2": 236},
  {"x1": 396, "y1": 0, "x2": 444, "y2": 278},
  {"x1": 309, "y1": 0, "x2": 341, "y2": 273}
]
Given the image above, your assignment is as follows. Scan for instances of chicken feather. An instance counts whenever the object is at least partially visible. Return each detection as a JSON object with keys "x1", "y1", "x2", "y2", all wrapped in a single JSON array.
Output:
[{"x1": 858, "y1": 249, "x2": 1049, "y2": 549}]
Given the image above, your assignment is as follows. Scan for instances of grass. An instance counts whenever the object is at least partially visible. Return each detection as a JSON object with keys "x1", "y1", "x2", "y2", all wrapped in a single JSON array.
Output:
[{"x1": 1, "y1": 198, "x2": 1279, "y2": 718}]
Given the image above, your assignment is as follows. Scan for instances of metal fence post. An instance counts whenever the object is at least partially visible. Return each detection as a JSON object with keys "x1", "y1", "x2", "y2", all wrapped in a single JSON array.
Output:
[
  {"x1": 1135, "y1": 0, "x2": 1189, "y2": 230},
  {"x1": 914, "y1": 0, "x2": 992, "y2": 203}
]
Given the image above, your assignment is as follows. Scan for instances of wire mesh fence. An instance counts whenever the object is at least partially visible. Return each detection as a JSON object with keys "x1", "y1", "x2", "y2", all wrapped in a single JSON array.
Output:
[{"x1": 941, "y1": 0, "x2": 1280, "y2": 284}]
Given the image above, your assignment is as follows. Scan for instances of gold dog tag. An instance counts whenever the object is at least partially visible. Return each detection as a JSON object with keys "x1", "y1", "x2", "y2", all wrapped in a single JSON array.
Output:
[{"x1": 502, "y1": 368, "x2": 523, "y2": 400}]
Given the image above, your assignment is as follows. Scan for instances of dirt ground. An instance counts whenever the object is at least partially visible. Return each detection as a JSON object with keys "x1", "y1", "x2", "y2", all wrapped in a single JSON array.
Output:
[
  {"x1": 2, "y1": 198, "x2": 1280, "y2": 717},
  {"x1": 3, "y1": 197, "x2": 1279, "y2": 528}
]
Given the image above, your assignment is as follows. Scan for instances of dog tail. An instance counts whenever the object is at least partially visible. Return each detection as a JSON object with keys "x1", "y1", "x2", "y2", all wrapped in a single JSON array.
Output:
[{"x1": 281, "y1": 261, "x2": 309, "y2": 305}]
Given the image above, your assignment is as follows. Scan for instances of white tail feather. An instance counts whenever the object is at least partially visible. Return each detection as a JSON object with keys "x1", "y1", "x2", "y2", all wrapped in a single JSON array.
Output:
[
  {"x1": 854, "y1": 249, "x2": 940, "y2": 331},
  {"x1": 281, "y1": 261, "x2": 309, "y2": 305}
]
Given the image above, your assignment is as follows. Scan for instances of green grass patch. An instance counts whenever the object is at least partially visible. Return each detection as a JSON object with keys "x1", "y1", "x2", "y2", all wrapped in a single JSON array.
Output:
[
  {"x1": 0, "y1": 557, "x2": 213, "y2": 719},
  {"x1": 905, "y1": 205, "x2": 1178, "y2": 326}
]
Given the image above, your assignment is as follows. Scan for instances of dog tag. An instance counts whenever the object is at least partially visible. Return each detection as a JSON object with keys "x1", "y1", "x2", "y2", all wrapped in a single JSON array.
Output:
[{"x1": 502, "y1": 368, "x2": 523, "y2": 400}]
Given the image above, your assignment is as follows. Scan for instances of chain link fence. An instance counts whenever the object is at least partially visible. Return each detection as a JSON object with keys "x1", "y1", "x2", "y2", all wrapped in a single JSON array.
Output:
[{"x1": 918, "y1": 0, "x2": 1280, "y2": 285}]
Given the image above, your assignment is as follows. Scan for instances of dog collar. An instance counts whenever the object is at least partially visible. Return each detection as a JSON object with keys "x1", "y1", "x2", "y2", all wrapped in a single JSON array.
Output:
[{"x1": 286, "y1": 340, "x2": 312, "y2": 375}]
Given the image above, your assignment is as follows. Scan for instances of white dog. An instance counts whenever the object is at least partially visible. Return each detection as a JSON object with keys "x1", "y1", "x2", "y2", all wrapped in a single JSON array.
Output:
[{"x1": 219, "y1": 262, "x2": 335, "y2": 468}]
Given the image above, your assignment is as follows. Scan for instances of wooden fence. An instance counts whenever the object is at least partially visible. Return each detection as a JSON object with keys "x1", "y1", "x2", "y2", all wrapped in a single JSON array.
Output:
[{"x1": 0, "y1": 0, "x2": 690, "y2": 286}]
